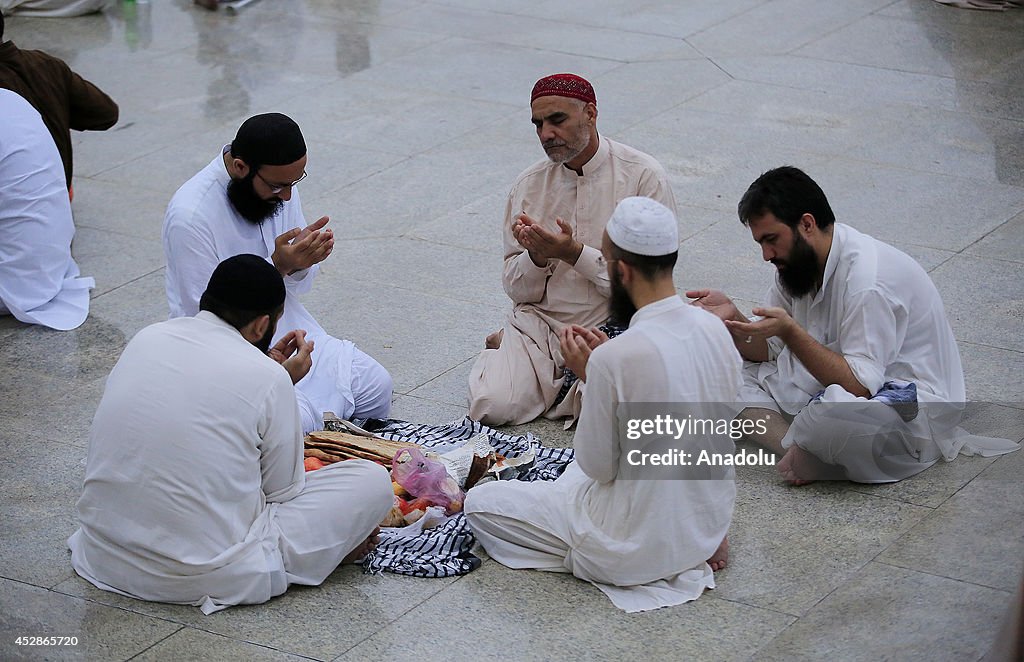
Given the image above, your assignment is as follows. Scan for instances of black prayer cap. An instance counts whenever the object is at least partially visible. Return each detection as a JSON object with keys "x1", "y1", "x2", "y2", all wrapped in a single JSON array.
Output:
[
  {"x1": 203, "y1": 254, "x2": 285, "y2": 312},
  {"x1": 230, "y1": 113, "x2": 306, "y2": 167}
]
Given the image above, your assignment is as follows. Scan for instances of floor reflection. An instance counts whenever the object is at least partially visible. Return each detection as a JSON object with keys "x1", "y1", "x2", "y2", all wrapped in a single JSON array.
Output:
[
  {"x1": 178, "y1": 0, "x2": 305, "y2": 118},
  {"x1": 304, "y1": 0, "x2": 379, "y2": 76},
  {"x1": 910, "y1": 1, "x2": 1024, "y2": 186}
]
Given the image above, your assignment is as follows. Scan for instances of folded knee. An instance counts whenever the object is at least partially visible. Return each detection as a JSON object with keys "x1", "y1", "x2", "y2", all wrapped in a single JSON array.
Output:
[
  {"x1": 353, "y1": 363, "x2": 394, "y2": 420},
  {"x1": 468, "y1": 391, "x2": 518, "y2": 426}
]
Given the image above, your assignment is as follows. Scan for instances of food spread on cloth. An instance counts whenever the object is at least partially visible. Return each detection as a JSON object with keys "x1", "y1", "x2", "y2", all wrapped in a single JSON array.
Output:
[{"x1": 303, "y1": 427, "x2": 518, "y2": 529}]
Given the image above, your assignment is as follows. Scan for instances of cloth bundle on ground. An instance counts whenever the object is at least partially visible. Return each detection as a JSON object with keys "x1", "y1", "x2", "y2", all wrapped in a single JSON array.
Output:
[{"x1": 352, "y1": 417, "x2": 574, "y2": 578}]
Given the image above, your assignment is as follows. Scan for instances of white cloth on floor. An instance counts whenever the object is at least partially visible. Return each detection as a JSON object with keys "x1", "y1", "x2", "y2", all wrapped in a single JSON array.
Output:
[
  {"x1": 467, "y1": 296, "x2": 742, "y2": 612},
  {"x1": 468, "y1": 136, "x2": 677, "y2": 426},
  {"x1": 68, "y1": 311, "x2": 393, "y2": 614},
  {"x1": 0, "y1": 89, "x2": 93, "y2": 330},
  {"x1": 162, "y1": 151, "x2": 392, "y2": 432}
]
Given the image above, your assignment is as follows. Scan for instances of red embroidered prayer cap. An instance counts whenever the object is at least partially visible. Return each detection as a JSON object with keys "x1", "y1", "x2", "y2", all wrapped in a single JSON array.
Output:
[{"x1": 531, "y1": 73, "x2": 597, "y2": 105}]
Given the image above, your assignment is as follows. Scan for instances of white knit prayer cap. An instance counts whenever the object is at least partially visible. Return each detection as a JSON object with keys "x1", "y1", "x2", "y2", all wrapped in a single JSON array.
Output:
[{"x1": 606, "y1": 196, "x2": 679, "y2": 256}]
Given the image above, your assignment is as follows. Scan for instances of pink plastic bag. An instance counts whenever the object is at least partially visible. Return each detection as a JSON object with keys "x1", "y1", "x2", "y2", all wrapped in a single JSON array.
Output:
[{"x1": 391, "y1": 447, "x2": 464, "y2": 514}]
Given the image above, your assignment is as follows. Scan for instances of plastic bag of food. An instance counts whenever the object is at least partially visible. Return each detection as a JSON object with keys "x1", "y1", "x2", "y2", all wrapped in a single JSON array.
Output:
[{"x1": 391, "y1": 447, "x2": 464, "y2": 515}]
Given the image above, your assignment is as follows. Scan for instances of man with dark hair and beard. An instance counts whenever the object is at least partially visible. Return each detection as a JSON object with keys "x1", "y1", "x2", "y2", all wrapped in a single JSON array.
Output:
[
  {"x1": 163, "y1": 113, "x2": 393, "y2": 435},
  {"x1": 70, "y1": 254, "x2": 393, "y2": 615},
  {"x1": 468, "y1": 73, "x2": 677, "y2": 427},
  {"x1": 466, "y1": 197, "x2": 741, "y2": 613},
  {"x1": 688, "y1": 166, "x2": 1018, "y2": 485}
]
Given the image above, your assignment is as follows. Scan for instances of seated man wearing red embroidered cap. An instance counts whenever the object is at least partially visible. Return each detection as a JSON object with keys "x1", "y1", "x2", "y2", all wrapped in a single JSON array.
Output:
[{"x1": 468, "y1": 73, "x2": 678, "y2": 426}]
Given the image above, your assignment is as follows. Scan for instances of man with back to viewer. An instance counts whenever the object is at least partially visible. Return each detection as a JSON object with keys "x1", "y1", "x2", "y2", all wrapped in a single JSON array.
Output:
[
  {"x1": 69, "y1": 254, "x2": 393, "y2": 614},
  {"x1": 466, "y1": 197, "x2": 741, "y2": 613}
]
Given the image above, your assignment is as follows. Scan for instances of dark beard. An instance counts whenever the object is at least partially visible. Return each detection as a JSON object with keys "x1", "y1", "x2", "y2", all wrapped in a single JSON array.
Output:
[
  {"x1": 776, "y1": 231, "x2": 820, "y2": 298},
  {"x1": 227, "y1": 173, "x2": 284, "y2": 225},
  {"x1": 254, "y1": 319, "x2": 277, "y2": 354},
  {"x1": 607, "y1": 265, "x2": 637, "y2": 327}
]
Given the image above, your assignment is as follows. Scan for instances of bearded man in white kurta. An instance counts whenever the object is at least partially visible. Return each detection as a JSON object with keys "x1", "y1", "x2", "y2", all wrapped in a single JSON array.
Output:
[
  {"x1": 689, "y1": 166, "x2": 1019, "y2": 484},
  {"x1": 468, "y1": 74, "x2": 677, "y2": 426},
  {"x1": 163, "y1": 112, "x2": 392, "y2": 434},
  {"x1": 467, "y1": 198, "x2": 741, "y2": 613},
  {"x1": 69, "y1": 255, "x2": 393, "y2": 614},
  {"x1": 0, "y1": 88, "x2": 93, "y2": 330}
]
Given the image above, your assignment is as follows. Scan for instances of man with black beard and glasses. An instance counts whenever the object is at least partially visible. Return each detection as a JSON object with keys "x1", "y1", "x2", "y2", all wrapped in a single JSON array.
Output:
[
  {"x1": 70, "y1": 255, "x2": 393, "y2": 615},
  {"x1": 468, "y1": 73, "x2": 677, "y2": 427},
  {"x1": 688, "y1": 166, "x2": 1018, "y2": 485},
  {"x1": 163, "y1": 113, "x2": 393, "y2": 434}
]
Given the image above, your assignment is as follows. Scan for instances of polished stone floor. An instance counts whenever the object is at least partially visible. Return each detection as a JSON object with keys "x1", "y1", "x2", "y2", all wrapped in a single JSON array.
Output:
[{"x1": 1, "y1": 0, "x2": 1023, "y2": 660}]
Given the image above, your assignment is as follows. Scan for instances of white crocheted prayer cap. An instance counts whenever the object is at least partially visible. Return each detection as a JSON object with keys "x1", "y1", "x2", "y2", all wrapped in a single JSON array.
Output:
[{"x1": 606, "y1": 196, "x2": 678, "y2": 256}]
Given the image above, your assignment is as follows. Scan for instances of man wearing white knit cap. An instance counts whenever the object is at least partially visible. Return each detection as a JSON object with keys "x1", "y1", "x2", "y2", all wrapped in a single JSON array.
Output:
[{"x1": 466, "y1": 197, "x2": 743, "y2": 613}]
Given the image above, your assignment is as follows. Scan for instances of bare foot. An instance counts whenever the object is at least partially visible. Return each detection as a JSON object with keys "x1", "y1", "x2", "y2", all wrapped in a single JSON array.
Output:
[
  {"x1": 485, "y1": 328, "x2": 504, "y2": 349},
  {"x1": 707, "y1": 536, "x2": 729, "y2": 572},
  {"x1": 777, "y1": 445, "x2": 815, "y2": 486},
  {"x1": 342, "y1": 526, "x2": 381, "y2": 564}
]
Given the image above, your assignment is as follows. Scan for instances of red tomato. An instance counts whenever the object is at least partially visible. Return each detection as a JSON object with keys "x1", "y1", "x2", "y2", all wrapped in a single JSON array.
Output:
[
  {"x1": 398, "y1": 496, "x2": 434, "y2": 515},
  {"x1": 304, "y1": 457, "x2": 325, "y2": 471}
]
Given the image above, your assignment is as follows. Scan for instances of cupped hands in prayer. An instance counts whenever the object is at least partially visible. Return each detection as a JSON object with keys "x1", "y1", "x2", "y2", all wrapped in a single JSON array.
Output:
[
  {"x1": 685, "y1": 288, "x2": 743, "y2": 324},
  {"x1": 513, "y1": 213, "x2": 583, "y2": 267},
  {"x1": 272, "y1": 216, "x2": 333, "y2": 276},
  {"x1": 725, "y1": 306, "x2": 797, "y2": 341},
  {"x1": 558, "y1": 324, "x2": 610, "y2": 383},
  {"x1": 268, "y1": 329, "x2": 315, "y2": 384}
]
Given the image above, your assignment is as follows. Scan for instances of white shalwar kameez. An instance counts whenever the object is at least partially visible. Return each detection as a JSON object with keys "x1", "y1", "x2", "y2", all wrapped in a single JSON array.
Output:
[
  {"x1": 742, "y1": 223, "x2": 1018, "y2": 482},
  {"x1": 0, "y1": 89, "x2": 93, "y2": 330},
  {"x1": 468, "y1": 137, "x2": 677, "y2": 426},
  {"x1": 68, "y1": 312, "x2": 393, "y2": 614},
  {"x1": 163, "y1": 151, "x2": 392, "y2": 433},
  {"x1": 466, "y1": 296, "x2": 742, "y2": 612}
]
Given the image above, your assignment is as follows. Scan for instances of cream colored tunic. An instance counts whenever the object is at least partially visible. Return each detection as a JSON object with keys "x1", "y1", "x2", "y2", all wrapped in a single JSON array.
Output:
[
  {"x1": 468, "y1": 136, "x2": 676, "y2": 425},
  {"x1": 466, "y1": 296, "x2": 742, "y2": 612}
]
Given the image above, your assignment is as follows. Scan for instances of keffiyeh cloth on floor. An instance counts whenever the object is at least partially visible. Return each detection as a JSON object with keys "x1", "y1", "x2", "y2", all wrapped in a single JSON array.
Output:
[{"x1": 353, "y1": 417, "x2": 574, "y2": 578}]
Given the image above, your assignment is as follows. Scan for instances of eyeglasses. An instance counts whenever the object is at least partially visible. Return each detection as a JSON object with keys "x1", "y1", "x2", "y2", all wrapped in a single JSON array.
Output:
[{"x1": 255, "y1": 170, "x2": 307, "y2": 194}]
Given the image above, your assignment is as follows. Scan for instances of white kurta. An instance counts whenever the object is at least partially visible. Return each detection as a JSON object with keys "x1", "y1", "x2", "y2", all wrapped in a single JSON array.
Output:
[
  {"x1": 468, "y1": 136, "x2": 677, "y2": 426},
  {"x1": 68, "y1": 312, "x2": 393, "y2": 614},
  {"x1": 742, "y1": 223, "x2": 1018, "y2": 479},
  {"x1": 466, "y1": 296, "x2": 742, "y2": 612},
  {"x1": 0, "y1": 89, "x2": 93, "y2": 330},
  {"x1": 162, "y1": 152, "x2": 392, "y2": 432}
]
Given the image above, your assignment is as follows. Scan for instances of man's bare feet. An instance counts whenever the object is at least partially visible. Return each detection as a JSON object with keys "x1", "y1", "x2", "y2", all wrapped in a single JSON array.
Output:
[
  {"x1": 777, "y1": 445, "x2": 816, "y2": 486},
  {"x1": 342, "y1": 526, "x2": 381, "y2": 564},
  {"x1": 707, "y1": 536, "x2": 728, "y2": 572},
  {"x1": 485, "y1": 328, "x2": 504, "y2": 349}
]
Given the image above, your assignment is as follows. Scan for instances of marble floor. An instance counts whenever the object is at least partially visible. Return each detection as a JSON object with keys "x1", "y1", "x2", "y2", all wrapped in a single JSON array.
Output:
[{"x1": 1, "y1": 0, "x2": 1023, "y2": 660}]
